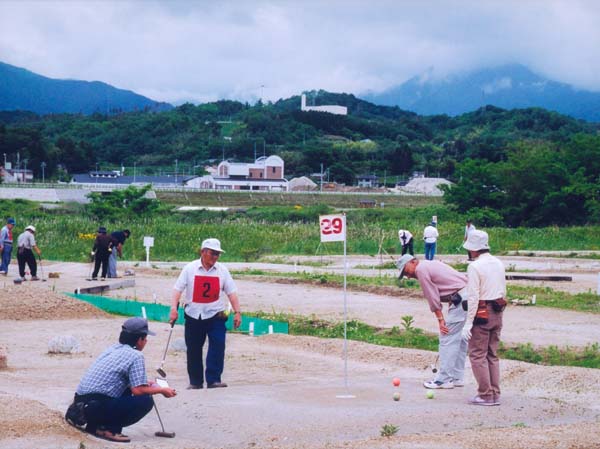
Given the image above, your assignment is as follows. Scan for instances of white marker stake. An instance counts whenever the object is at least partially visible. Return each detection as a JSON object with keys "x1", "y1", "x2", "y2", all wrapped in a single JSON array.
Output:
[
  {"x1": 531, "y1": 294, "x2": 536, "y2": 305},
  {"x1": 141, "y1": 306, "x2": 147, "y2": 319},
  {"x1": 249, "y1": 322, "x2": 255, "y2": 337},
  {"x1": 268, "y1": 324, "x2": 274, "y2": 334},
  {"x1": 319, "y1": 214, "x2": 354, "y2": 399}
]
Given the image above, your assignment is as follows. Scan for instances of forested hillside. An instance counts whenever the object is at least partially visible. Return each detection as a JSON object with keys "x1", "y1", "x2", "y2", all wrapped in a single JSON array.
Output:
[{"x1": 1, "y1": 91, "x2": 595, "y2": 179}]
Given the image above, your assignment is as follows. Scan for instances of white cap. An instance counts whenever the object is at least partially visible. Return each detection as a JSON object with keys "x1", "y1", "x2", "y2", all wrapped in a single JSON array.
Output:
[
  {"x1": 201, "y1": 238, "x2": 224, "y2": 253},
  {"x1": 25, "y1": 225, "x2": 36, "y2": 232},
  {"x1": 396, "y1": 254, "x2": 415, "y2": 278},
  {"x1": 463, "y1": 230, "x2": 490, "y2": 251}
]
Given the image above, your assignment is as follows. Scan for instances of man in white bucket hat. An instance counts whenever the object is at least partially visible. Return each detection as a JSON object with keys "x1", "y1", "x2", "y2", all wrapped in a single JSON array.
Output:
[
  {"x1": 169, "y1": 238, "x2": 242, "y2": 390},
  {"x1": 462, "y1": 229, "x2": 506, "y2": 406}
]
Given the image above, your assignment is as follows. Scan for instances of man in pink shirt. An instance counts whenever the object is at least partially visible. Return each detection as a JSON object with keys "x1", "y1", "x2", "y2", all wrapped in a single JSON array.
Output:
[{"x1": 397, "y1": 254, "x2": 468, "y2": 389}]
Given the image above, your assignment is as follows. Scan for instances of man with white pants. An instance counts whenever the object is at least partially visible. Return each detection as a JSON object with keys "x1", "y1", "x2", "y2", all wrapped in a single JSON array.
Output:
[{"x1": 397, "y1": 254, "x2": 468, "y2": 389}]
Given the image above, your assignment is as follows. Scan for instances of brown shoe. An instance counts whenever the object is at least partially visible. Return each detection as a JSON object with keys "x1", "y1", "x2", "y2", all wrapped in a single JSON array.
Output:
[
  {"x1": 94, "y1": 428, "x2": 131, "y2": 442},
  {"x1": 207, "y1": 382, "x2": 228, "y2": 389},
  {"x1": 186, "y1": 384, "x2": 203, "y2": 390}
]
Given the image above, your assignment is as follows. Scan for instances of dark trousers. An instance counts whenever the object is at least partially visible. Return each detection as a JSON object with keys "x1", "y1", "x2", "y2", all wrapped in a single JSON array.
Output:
[
  {"x1": 92, "y1": 252, "x2": 110, "y2": 278},
  {"x1": 17, "y1": 248, "x2": 37, "y2": 277},
  {"x1": 185, "y1": 313, "x2": 227, "y2": 386},
  {"x1": 401, "y1": 239, "x2": 414, "y2": 256},
  {"x1": 75, "y1": 390, "x2": 153, "y2": 434}
]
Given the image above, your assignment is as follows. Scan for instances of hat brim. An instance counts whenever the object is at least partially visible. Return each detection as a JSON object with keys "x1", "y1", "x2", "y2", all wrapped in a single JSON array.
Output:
[
  {"x1": 203, "y1": 246, "x2": 225, "y2": 253},
  {"x1": 463, "y1": 241, "x2": 489, "y2": 251}
]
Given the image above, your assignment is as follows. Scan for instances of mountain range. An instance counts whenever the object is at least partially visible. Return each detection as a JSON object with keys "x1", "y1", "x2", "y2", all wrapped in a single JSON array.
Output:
[
  {"x1": 363, "y1": 64, "x2": 600, "y2": 122},
  {"x1": 2, "y1": 61, "x2": 600, "y2": 122},
  {"x1": 0, "y1": 61, "x2": 172, "y2": 115}
]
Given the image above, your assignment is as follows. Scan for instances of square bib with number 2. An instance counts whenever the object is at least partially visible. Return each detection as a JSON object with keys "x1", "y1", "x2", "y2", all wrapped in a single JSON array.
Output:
[{"x1": 193, "y1": 276, "x2": 221, "y2": 303}]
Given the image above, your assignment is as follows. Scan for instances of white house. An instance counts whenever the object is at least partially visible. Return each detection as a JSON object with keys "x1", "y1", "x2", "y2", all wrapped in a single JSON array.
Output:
[
  {"x1": 301, "y1": 94, "x2": 348, "y2": 115},
  {"x1": 189, "y1": 155, "x2": 288, "y2": 191}
]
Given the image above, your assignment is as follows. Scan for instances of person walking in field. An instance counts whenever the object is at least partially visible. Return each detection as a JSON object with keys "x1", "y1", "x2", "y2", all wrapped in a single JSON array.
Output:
[
  {"x1": 0, "y1": 217, "x2": 16, "y2": 275},
  {"x1": 397, "y1": 254, "x2": 468, "y2": 389},
  {"x1": 91, "y1": 226, "x2": 112, "y2": 280},
  {"x1": 398, "y1": 229, "x2": 414, "y2": 256},
  {"x1": 16, "y1": 225, "x2": 42, "y2": 281},
  {"x1": 65, "y1": 317, "x2": 177, "y2": 443},
  {"x1": 169, "y1": 238, "x2": 242, "y2": 390},
  {"x1": 463, "y1": 219, "x2": 476, "y2": 261},
  {"x1": 461, "y1": 230, "x2": 507, "y2": 406},
  {"x1": 108, "y1": 229, "x2": 130, "y2": 278},
  {"x1": 423, "y1": 221, "x2": 439, "y2": 260}
]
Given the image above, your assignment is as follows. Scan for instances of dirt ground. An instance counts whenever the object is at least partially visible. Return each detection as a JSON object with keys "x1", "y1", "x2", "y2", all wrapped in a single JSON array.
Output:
[{"x1": 1, "y1": 255, "x2": 600, "y2": 449}]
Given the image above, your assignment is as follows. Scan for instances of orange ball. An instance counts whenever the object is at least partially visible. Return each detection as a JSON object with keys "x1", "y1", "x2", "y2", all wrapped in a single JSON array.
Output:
[{"x1": 392, "y1": 377, "x2": 400, "y2": 387}]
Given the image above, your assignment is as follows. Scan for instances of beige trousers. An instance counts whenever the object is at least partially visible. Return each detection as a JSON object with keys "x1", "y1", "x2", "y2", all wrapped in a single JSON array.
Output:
[{"x1": 468, "y1": 303, "x2": 503, "y2": 400}]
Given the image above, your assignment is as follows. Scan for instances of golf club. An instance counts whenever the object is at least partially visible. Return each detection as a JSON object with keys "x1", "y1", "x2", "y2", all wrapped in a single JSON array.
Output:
[
  {"x1": 38, "y1": 256, "x2": 47, "y2": 282},
  {"x1": 156, "y1": 320, "x2": 175, "y2": 378},
  {"x1": 430, "y1": 354, "x2": 439, "y2": 373},
  {"x1": 86, "y1": 252, "x2": 95, "y2": 281},
  {"x1": 153, "y1": 402, "x2": 175, "y2": 438}
]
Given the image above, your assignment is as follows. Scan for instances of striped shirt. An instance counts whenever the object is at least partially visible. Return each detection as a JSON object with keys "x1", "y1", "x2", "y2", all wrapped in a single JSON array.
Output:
[{"x1": 76, "y1": 344, "x2": 147, "y2": 398}]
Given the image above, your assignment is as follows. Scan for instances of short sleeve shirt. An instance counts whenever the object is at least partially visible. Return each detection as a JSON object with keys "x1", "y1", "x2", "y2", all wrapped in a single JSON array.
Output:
[
  {"x1": 17, "y1": 231, "x2": 36, "y2": 249},
  {"x1": 174, "y1": 259, "x2": 237, "y2": 320},
  {"x1": 398, "y1": 230, "x2": 413, "y2": 244},
  {"x1": 76, "y1": 344, "x2": 147, "y2": 398}
]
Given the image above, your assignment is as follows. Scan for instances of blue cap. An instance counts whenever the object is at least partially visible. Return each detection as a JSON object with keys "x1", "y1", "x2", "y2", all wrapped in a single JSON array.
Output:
[{"x1": 7, "y1": 218, "x2": 15, "y2": 225}]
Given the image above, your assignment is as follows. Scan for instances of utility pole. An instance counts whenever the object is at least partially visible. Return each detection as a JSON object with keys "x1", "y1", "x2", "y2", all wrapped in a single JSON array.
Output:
[
  {"x1": 41, "y1": 162, "x2": 46, "y2": 183},
  {"x1": 133, "y1": 161, "x2": 137, "y2": 183},
  {"x1": 175, "y1": 159, "x2": 178, "y2": 184},
  {"x1": 320, "y1": 163, "x2": 324, "y2": 192}
]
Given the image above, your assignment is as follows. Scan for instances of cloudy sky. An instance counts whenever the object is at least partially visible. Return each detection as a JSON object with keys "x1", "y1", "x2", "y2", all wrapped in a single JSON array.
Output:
[{"x1": 1, "y1": 0, "x2": 600, "y2": 105}]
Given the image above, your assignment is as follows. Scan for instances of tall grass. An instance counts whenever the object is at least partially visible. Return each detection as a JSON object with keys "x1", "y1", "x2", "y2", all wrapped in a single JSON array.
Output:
[{"x1": 3, "y1": 201, "x2": 599, "y2": 262}]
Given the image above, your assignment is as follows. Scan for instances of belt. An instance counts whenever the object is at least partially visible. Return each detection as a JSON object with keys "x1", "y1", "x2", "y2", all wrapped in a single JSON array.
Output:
[{"x1": 440, "y1": 291, "x2": 462, "y2": 303}]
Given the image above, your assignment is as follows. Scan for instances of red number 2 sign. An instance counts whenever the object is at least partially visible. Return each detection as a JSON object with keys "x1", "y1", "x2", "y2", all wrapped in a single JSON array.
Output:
[
  {"x1": 319, "y1": 214, "x2": 346, "y2": 242},
  {"x1": 192, "y1": 276, "x2": 220, "y2": 303}
]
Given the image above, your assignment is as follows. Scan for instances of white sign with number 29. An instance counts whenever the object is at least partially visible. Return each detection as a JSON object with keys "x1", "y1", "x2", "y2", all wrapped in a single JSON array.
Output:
[{"x1": 319, "y1": 214, "x2": 346, "y2": 242}]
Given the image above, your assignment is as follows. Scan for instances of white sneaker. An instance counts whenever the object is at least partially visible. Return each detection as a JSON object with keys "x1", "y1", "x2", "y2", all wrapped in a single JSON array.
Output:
[
  {"x1": 452, "y1": 379, "x2": 465, "y2": 387},
  {"x1": 423, "y1": 380, "x2": 454, "y2": 389},
  {"x1": 468, "y1": 395, "x2": 496, "y2": 406}
]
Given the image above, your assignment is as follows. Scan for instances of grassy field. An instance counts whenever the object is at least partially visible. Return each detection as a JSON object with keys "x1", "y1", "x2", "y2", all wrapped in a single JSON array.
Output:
[
  {"x1": 156, "y1": 189, "x2": 442, "y2": 208},
  {"x1": 249, "y1": 311, "x2": 600, "y2": 369},
  {"x1": 1, "y1": 198, "x2": 598, "y2": 262}
]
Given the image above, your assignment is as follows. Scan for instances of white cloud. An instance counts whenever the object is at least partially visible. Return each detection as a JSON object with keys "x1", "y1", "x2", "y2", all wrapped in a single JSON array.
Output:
[{"x1": 1, "y1": 0, "x2": 600, "y2": 104}]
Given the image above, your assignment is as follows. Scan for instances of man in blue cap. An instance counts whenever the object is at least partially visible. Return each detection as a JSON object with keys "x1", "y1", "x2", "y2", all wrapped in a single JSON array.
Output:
[
  {"x1": 0, "y1": 218, "x2": 16, "y2": 275},
  {"x1": 65, "y1": 317, "x2": 177, "y2": 442}
]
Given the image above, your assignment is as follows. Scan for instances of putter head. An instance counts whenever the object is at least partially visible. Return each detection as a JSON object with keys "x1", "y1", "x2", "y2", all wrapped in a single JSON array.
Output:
[
  {"x1": 13, "y1": 279, "x2": 23, "y2": 285},
  {"x1": 430, "y1": 364, "x2": 438, "y2": 373},
  {"x1": 156, "y1": 367, "x2": 167, "y2": 378},
  {"x1": 155, "y1": 431, "x2": 175, "y2": 438}
]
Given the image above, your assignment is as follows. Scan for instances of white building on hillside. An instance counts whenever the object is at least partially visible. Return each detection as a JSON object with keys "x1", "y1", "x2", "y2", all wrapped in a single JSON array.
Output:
[
  {"x1": 301, "y1": 94, "x2": 347, "y2": 115},
  {"x1": 201, "y1": 155, "x2": 288, "y2": 191}
]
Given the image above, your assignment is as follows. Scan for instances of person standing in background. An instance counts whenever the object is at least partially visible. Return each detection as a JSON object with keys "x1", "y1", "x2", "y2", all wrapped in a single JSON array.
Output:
[
  {"x1": 0, "y1": 217, "x2": 16, "y2": 275},
  {"x1": 108, "y1": 229, "x2": 130, "y2": 278},
  {"x1": 423, "y1": 222, "x2": 439, "y2": 260},
  {"x1": 398, "y1": 229, "x2": 414, "y2": 256},
  {"x1": 91, "y1": 226, "x2": 112, "y2": 281},
  {"x1": 461, "y1": 230, "x2": 507, "y2": 406},
  {"x1": 463, "y1": 219, "x2": 476, "y2": 261},
  {"x1": 16, "y1": 225, "x2": 42, "y2": 281}
]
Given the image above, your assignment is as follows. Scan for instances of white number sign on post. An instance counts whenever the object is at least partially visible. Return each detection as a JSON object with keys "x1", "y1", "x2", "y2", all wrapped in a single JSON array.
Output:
[
  {"x1": 143, "y1": 236, "x2": 154, "y2": 268},
  {"x1": 319, "y1": 214, "x2": 346, "y2": 242},
  {"x1": 318, "y1": 214, "x2": 354, "y2": 398}
]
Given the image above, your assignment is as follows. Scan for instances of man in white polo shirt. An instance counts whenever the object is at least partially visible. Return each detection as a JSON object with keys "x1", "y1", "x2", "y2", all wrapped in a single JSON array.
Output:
[{"x1": 169, "y1": 238, "x2": 242, "y2": 390}]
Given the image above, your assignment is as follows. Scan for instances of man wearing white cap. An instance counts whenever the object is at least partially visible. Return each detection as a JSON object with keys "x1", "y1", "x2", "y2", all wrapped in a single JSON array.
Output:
[
  {"x1": 397, "y1": 254, "x2": 468, "y2": 389},
  {"x1": 461, "y1": 230, "x2": 506, "y2": 406},
  {"x1": 16, "y1": 225, "x2": 42, "y2": 281},
  {"x1": 169, "y1": 238, "x2": 242, "y2": 389}
]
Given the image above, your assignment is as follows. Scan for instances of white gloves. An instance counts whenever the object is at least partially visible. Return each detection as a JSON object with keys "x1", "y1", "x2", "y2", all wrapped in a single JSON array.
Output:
[{"x1": 462, "y1": 323, "x2": 472, "y2": 341}]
